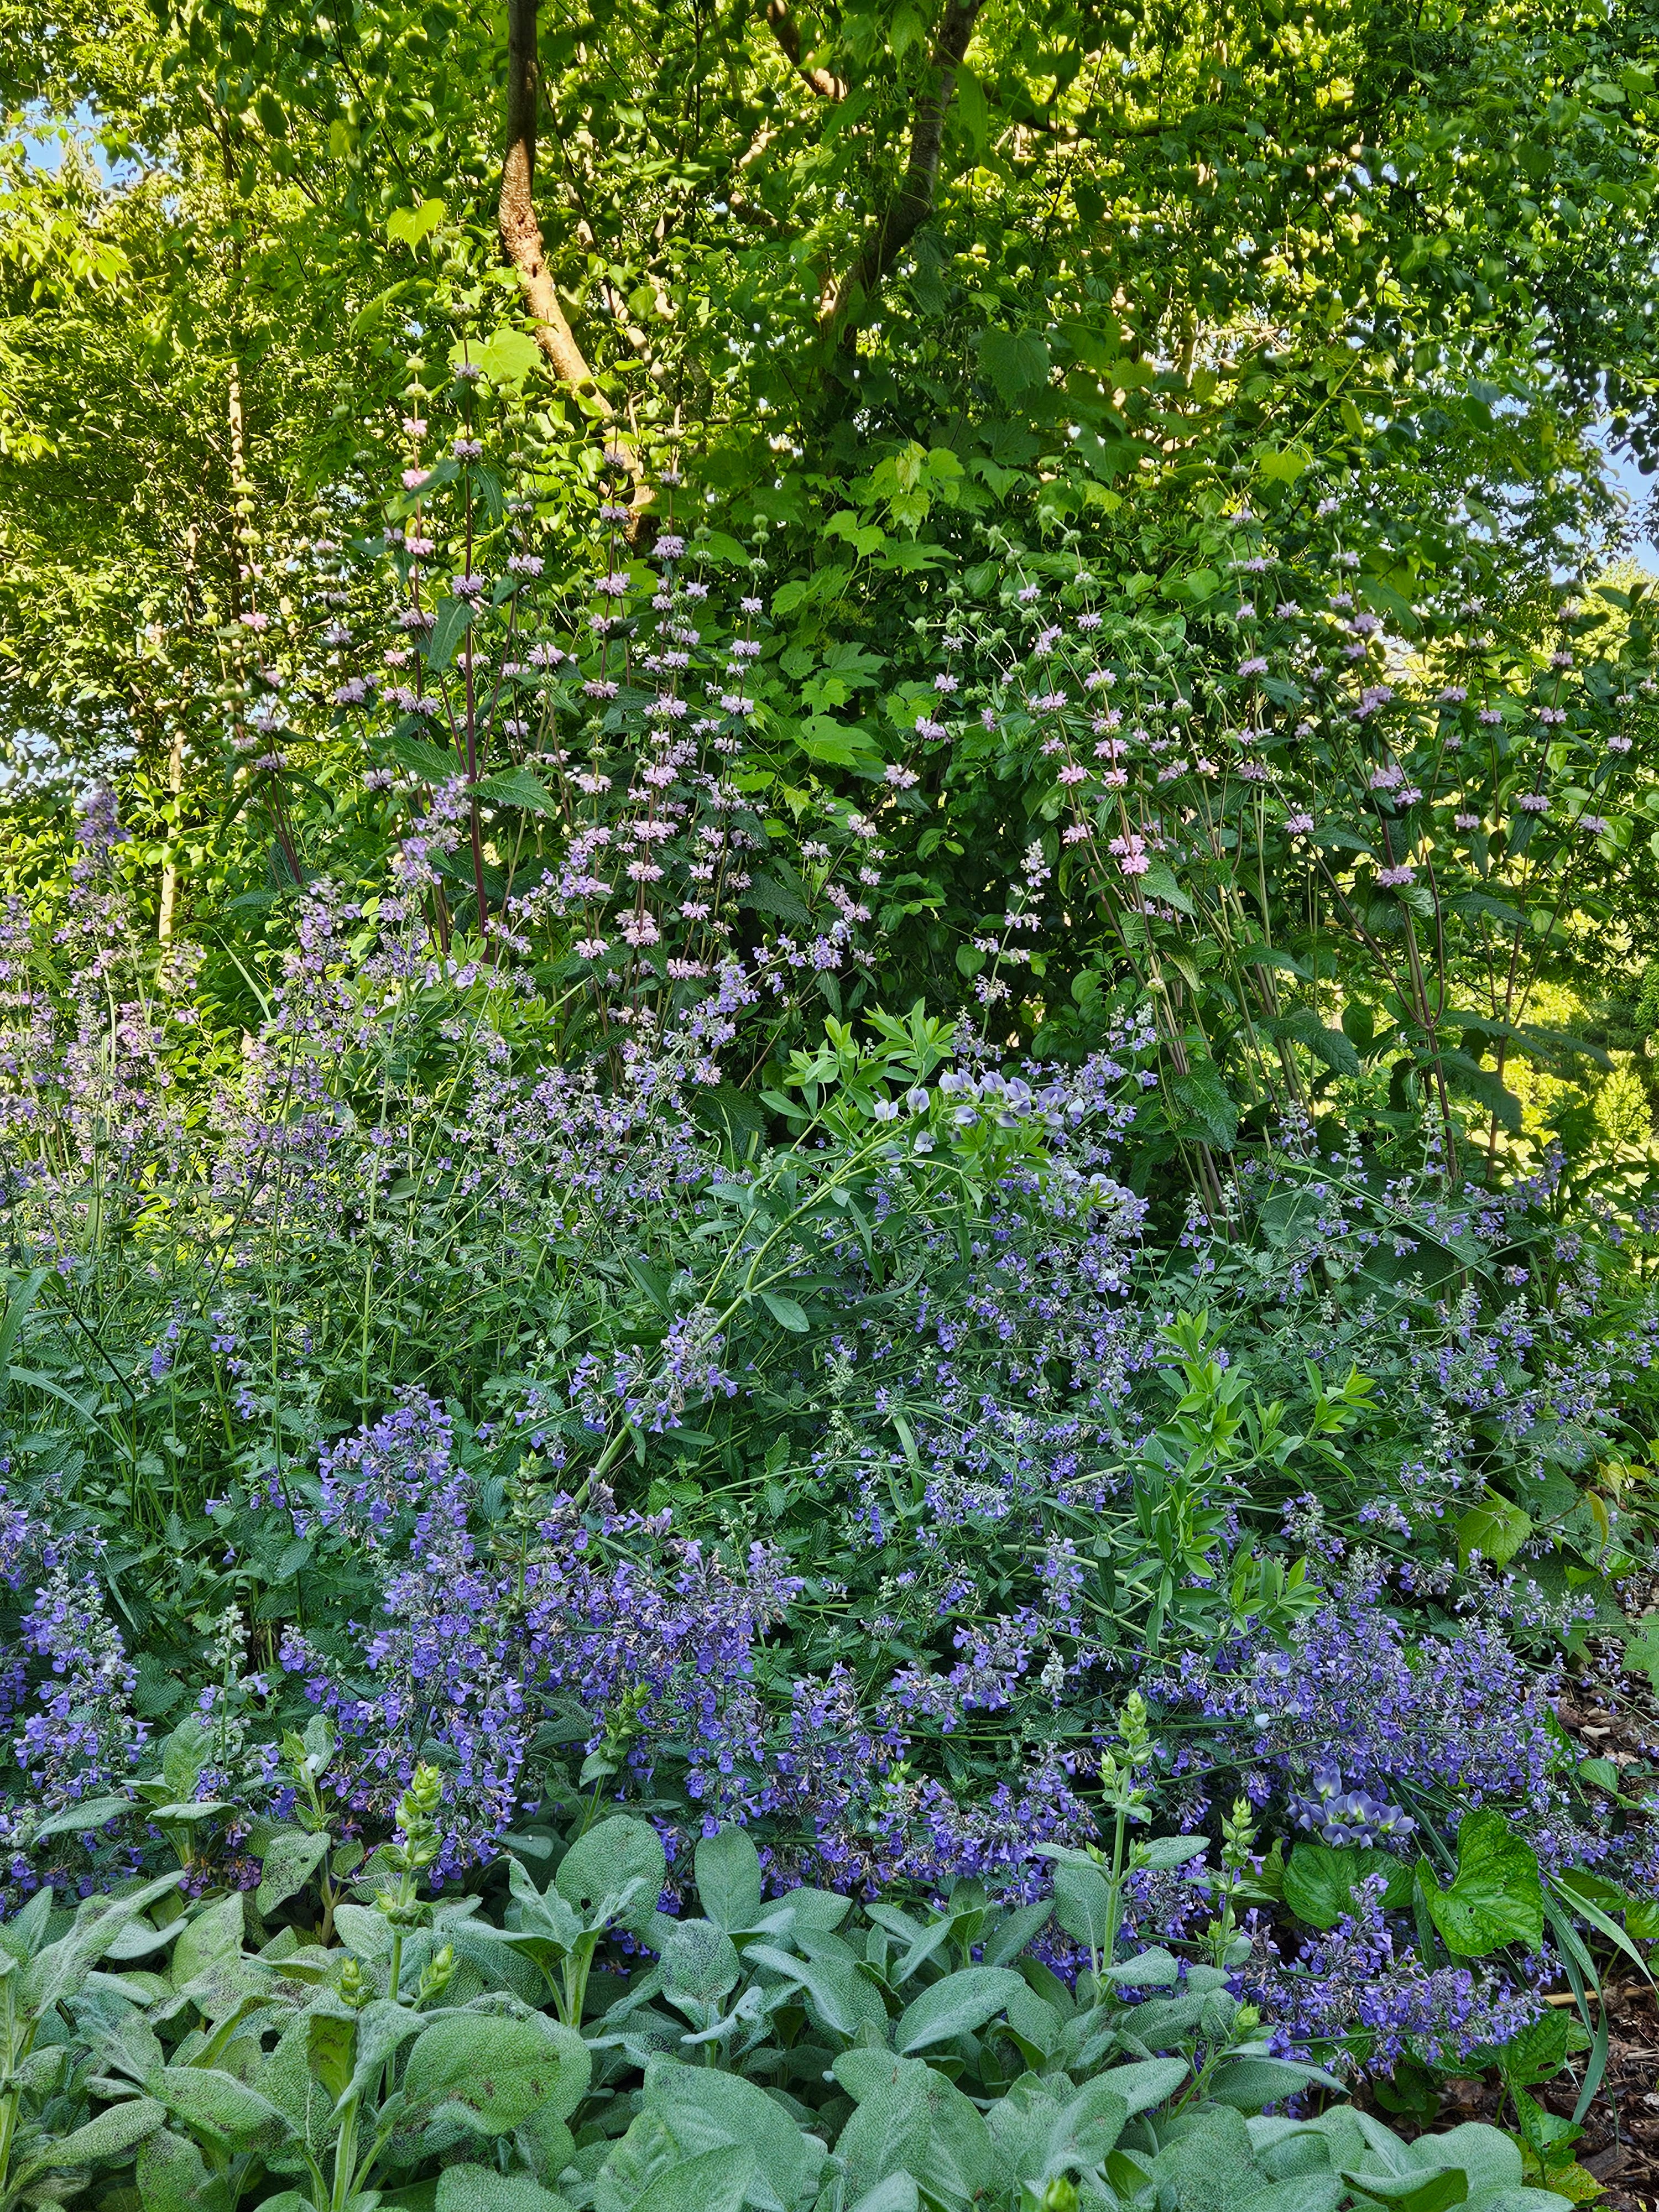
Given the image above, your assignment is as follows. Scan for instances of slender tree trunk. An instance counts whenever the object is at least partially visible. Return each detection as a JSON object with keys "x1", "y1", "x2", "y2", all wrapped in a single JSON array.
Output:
[
  {"x1": 818, "y1": 0, "x2": 983, "y2": 342},
  {"x1": 158, "y1": 734, "x2": 184, "y2": 945},
  {"x1": 498, "y1": 0, "x2": 646, "y2": 497}
]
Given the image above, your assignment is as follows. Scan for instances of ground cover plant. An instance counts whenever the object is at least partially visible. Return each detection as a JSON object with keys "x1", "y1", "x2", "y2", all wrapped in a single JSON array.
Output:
[{"x1": 7, "y1": 0, "x2": 1659, "y2": 2197}]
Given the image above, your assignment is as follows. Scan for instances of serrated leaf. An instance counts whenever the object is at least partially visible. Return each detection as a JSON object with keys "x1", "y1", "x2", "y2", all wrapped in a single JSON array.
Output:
[
  {"x1": 1139, "y1": 860, "x2": 1193, "y2": 915},
  {"x1": 1455, "y1": 1490, "x2": 1533, "y2": 1572},
  {"x1": 977, "y1": 327, "x2": 1051, "y2": 404},
  {"x1": 381, "y1": 729, "x2": 461, "y2": 783},
  {"x1": 474, "y1": 768, "x2": 557, "y2": 815}
]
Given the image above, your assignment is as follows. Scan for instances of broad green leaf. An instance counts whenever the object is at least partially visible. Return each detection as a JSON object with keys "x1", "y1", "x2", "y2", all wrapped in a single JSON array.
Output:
[
  {"x1": 435, "y1": 2166, "x2": 571, "y2": 2212},
  {"x1": 658, "y1": 1918, "x2": 740, "y2": 2002},
  {"x1": 307, "y1": 2011, "x2": 357, "y2": 2104},
  {"x1": 1151, "y1": 2103, "x2": 1267, "y2": 2209},
  {"x1": 1207, "y1": 2054, "x2": 1347, "y2": 2111},
  {"x1": 402, "y1": 2014, "x2": 569, "y2": 2135},
  {"x1": 387, "y1": 197, "x2": 445, "y2": 247},
  {"x1": 555, "y1": 1815, "x2": 666, "y2": 1936},
  {"x1": 170, "y1": 1896, "x2": 246, "y2": 1988},
  {"x1": 1140, "y1": 860, "x2": 1193, "y2": 915},
  {"x1": 426, "y1": 594, "x2": 474, "y2": 672},
  {"x1": 1623, "y1": 1613, "x2": 1659, "y2": 1691},
  {"x1": 977, "y1": 327, "x2": 1051, "y2": 404},
  {"x1": 632, "y1": 2145, "x2": 754, "y2": 2212},
  {"x1": 154, "y1": 2066, "x2": 291, "y2": 2150},
  {"x1": 1283, "y1": 1843, "x2": 1415, "y2": 1931},
  {"x1": 135, "y1": 2126, "x2": 221, "y2": 2212},
  {"x1": 894, "y1": 1965, "x2": 1024, "y2": 2052},
  {"x1": 38, "y1": 2095, "x2": 166, "y2": 2166},
  {"x1": 254, "y1": 1828, "x2": 330, "y2": 1915},
  {"x1": 380, "y1": 729, "x2": 461, "y2": 782},
  {"x1": 32, "y1": 1794, "x2": 132, "y2": 1842},
  {"x1": 1455, "y1": 1490, "x2": 1533, "y2": 1572},
  {"x1": 1097, "y1": 2057, "x2": 1190, "y2": 2113},
  {"x1": 758, "y1": 1288, "x2": 810, "y2": 1332},
  {"x1": 643, "y1": 2056, "x2": 826, "y2": 2205},
  {"x1": 1421, "y1": 1812, "x2": 1543, "y2": 1957},
  {"x1": 694, "y1": 1824, "x2": 763, "y2": 1931},
  {"x1": 1051, "y1": 1860, "x2": 1113, "y2": 1950},
  {"x1": 836, "y1": 2057, "x2": 1000, "y2": 2205},
  {"x1": 475, "y1": 768, "x2": 557, "y2": 815},
  {"x1": 742, "y1": 1942, "x2": 889, "y2": 2038}
]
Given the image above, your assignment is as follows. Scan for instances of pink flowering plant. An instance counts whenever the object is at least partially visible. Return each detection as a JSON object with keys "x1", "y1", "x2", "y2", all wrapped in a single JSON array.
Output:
[
  {"x1": 907, "y1": 505, "x2": 1659, "y2": 1215},
  {"x1": 203, "y1": 372, "x2": 907, "y2": 1078}
]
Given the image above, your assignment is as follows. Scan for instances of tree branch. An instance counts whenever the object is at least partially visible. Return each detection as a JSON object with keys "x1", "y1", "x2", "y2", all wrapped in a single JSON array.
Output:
[
  {"x1": 765, "y1": 0, "x2": 847, "y2": 102},
  {"x1": 817, "y1": 0, "x2": 983, "y2": 338}
]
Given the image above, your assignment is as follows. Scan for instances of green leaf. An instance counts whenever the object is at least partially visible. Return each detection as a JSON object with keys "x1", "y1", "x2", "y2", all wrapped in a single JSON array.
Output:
[
  {"x1": 38, "y1": 2096, "x2": 166, "y2": 2167},
  {"x1": 895, "y1": 1965, "x2": 1025, "y2": 2052},
  {"x1": 1338, "y1": 2166, "x2": 1467, "y2": 2210},
  {"x1": 1207, "y1": 2055, "x2": 1346, "y2": 2111},
  {"x1": 32, "y1": 1793, "x2": 131, "y2": 1842},
  {"x1": 254, "y1": 1828, "x2": 330, "y2": 1915},
  {"x1": 742, "y1": 1942, "x2": 889, "y2": 2038},
  {"x1": 758, "y1": 1288, "x2": 810, "y2": 1333},
  {"x1": 307, "y1": 2011, "x2": 356, "y2": 2104},
  {"x1": 1434, "y1": 1050, "x2": 1522, "y2": 1133},
  {"x1": 435, "y1": 2167, "x2": 571, "y2": 2212},
  {"x1": 836, "y1": 2057, "x2": 1001, "y2": 2206},
  {"x1": 427, "y1": 595, "x2": 474, "y2": 672},
  {"x1": 1622, "y1": 1613, "x2": 1659, "y2": 1691},
  {"x1": 555, "y1": 1815, "x2": 666, "y2": 1936},
  {"x1": 387, "y1": 198, "x2": 445, "y2": 248},
  {"x1": 170, "y1": 1895, "x2": 245, "y2": 1987},
  {"x1": 694, "y1": 1824, "x2": 763, "y2": 1931},
  {"x1": 472, "y1": 327, "x2": 543, "y2": 385},
  {"x1": 1269, "y1": 1009, "x2": 1361, "y2": 1078},
  {"x1": 135, "y1": 2126, "x2": 221, "y2": 2212},
  {"x1": 1051, "y1": 1861, "x2": 1113, "y2": 1951},
  {"x1": 1284, "y1": 1844, "x2": 1415, "y2": 1931},
  {"x1": 380, "y1": 729, "x2": 460, "y2": 782},
  {"x1": 1151, "y1": 2103, "x2": 1267, "y2": 2209},
  {"x1": 632, "y1": 2145, "x2": 753, "y2": 2212},
  {"x1": 1255, "y1": 444, "x2": 1311, "y2": 483},
  {"x1": 1421, "y1": 1812, "x2": 1543, "y2": 1957},
  {"x1": 659, "y1": 1918, "x2": 739, "y2": 2002},
  {"x1": 153, "y1": 2066, "x2": 291, "y2": 2150},
  {"x1": 977, "y1": 328, "x2": 1051, "y2": 404},
  {"x1": 1166, "y1": 1063, "x2": 1238, "y2": 1149},
  {"x1": 1455, "y1": 1490, "x2": 1533, "y2": 1572},
  {"x1": 473, "y1": 767, "x2": 557, "y2": 815},
  {"x1": 1140, "y1": 860, "x2": 1193, "y2": 915},
  {"x1": 402, "y1": 2014, "x2": 574, "y2": 2135},
  {"x1": 643, "y1": 2057, "x2": 826, "y2": 2206}
]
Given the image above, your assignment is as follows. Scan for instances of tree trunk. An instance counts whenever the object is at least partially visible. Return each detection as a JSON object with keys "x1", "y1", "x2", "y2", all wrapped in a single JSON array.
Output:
[
  {"x1": 498, "y1": 0, "x2": 645, "y2": 499},
  {"x1": 818, "y1": 0, "x2": 983, "y2": 341}
]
